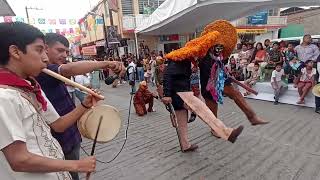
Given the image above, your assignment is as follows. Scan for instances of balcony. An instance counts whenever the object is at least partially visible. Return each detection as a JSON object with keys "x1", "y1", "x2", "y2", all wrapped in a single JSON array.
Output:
[
  {"x1": 232, "y1": 16, "x2": 287, "y2": 28},
  {"x1": 122, "y1": 14, "x2": 151, "y2": 32}
]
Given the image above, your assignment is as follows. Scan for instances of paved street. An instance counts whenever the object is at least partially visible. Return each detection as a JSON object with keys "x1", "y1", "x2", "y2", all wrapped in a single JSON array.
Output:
[{"x1": 80, "y1": 83, "x2": 320, "y2": 180}]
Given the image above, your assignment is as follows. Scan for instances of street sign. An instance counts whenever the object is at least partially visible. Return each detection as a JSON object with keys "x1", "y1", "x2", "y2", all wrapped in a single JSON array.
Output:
[{"x1": 248, "y1": 11, "x2": 268, "y2": 25}]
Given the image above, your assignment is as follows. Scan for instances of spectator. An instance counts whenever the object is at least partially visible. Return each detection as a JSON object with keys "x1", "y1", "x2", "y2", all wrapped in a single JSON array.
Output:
[
  {"x1": 244, "y1": 63, "x2": 260, "y2": 96},
  {"x1": 250, "y1": 42, "x2": 267, "y2": 80},
  {"x1": 283, "y1": 43, "x2": 299, "y2": 83},
  {"x1": 296, "y1": 60, "x2": 316, "y2": 104},
  {"x1": 128, "y1": 58, "x2": 137, "y2": 93},
  {"x1": 238, "y1": 44, "x2": 251, "y2": 79},
  {"x1": 150, "y1": 54, "x2": 157, "y2": 86},
  {"x1": 265, "y1": 42, "x2": 284, "y2": 71},
  {"x1": 295, "y1": 34, "x2": 320, "y2": 63},
  {"x1": 247, "y1": 40, "x2": 255, "y2": 59},
  {"x1": 271, "y1": 63, "x2": 287, "y2": 105},
  {"x1": 264, "y1": 39, "x2": 272, "y2": 54},
  {"x1": 227, "y1": 56, "x2": 241, "y2": 80},
  {"x1": 279, "y1": 40, "x2": 287, "y2": 52},
  {"x1": 74, "y1": 73, "x2": 91, "y2": 102},
  {"x1": 136, "y1": 57, "x2": 144, "y2": 82}
]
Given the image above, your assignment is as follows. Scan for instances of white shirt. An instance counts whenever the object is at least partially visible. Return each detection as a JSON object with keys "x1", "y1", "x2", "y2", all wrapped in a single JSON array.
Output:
[
  {"x1": 127, "y1": 62, "x2": 136, "y2": 74},
  {"x1": 74, "y1": 75, "x2": 91, "y2": 91},
  {"x1": 271, "y1": 69, "x2": 284, "y2": 83},
  {"x1": 0, "y1": 88, "x2": 71, "y2": 180},
  {"x1": 66, "y1": 76, "x2": 75, "y2": 93},
  {"x1": 300, "y1": 67, "x2": 316, "y2": 82}
]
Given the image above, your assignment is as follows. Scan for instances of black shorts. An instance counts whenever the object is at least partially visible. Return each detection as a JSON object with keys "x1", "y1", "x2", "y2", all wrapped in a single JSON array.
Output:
[{"x1": 171, "y1": 93, "x2": 185, "y2": 110}]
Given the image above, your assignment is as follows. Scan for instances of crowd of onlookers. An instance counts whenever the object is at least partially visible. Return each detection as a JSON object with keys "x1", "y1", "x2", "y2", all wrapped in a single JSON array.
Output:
[
  {"x1": 87, "y1": 35, "x2": 320, "y2": 113},
  {"x1": 230, "y1": 34, "x2": 320, "y2": 111}
]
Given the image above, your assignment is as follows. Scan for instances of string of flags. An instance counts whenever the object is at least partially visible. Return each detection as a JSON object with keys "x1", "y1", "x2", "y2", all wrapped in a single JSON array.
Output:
[
  {"x1": 0, "y1": 16, "x2": 105, "y2": 36},
  {"x1": 1, "y1": 16, "x2": 103, "y2": 25}
]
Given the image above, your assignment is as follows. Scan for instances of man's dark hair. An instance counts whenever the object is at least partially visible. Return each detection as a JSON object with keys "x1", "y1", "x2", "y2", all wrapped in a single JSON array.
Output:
[
  {"x1": 45, "y1": 33, "x2": 69, "y2": 47},
  {"x1": 0, "y1": 22, "x2": 44, "y2": 65}
]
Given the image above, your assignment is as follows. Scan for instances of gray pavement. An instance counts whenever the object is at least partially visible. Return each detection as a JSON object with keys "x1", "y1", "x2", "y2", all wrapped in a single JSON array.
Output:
[{"x1": 80, "y1": 83, "x2": 320, "y2": 180}]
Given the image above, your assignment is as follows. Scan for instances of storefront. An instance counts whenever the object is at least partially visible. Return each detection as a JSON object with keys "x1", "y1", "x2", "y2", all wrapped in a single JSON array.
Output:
[{"x1": 158, "y1": 34, "x2": 188, "y2": 54}]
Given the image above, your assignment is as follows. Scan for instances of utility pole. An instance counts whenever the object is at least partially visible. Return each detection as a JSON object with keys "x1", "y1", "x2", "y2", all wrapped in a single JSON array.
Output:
[{"x1": 25, "y1": 6, "x2": 43, "y2": 24}]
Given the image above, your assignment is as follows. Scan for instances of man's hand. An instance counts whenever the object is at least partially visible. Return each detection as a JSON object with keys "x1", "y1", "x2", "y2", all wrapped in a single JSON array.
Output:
[
  {"x1": 107, "y1": 62, "x2": 126, "y2": 77},
  {"x1": 74, "y1": 156, "x2": 96, "y2": 173},
  {"x1": 82, "y1": 90, "x2": 102, "y2": 108},
  {"x1": 162, "y1": 97, "x2": 172, "y2": 105}
]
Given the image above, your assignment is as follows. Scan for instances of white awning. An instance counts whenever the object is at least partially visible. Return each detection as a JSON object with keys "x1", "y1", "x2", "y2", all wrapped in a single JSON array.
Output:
[
  {"x1": 0, "y1": 0, "x2": 15, "y2": 16},
  {"x1": 137, "y1": 0, "x2": 320, "y2": 35}
]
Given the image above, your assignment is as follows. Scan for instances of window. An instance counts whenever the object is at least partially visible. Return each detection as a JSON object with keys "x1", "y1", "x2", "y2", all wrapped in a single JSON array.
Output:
[
  {"x1": 138, "y1": 0, "x2": 165, "y2": 14},
  {"x1": 121, "y1": 0, "x2": 133, "y2": 15}
]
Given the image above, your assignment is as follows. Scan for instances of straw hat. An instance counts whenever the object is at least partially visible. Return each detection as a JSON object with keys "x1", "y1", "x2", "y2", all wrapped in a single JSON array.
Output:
[
  {"x1": 166, "y1": 20, "x2": 237, "y2": 61},
  {"x1": 312, "y1": 84, "x2": 320, "y2": 97}
]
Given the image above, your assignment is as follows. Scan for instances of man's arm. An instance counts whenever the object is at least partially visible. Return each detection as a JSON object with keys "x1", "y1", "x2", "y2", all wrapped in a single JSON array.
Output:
[
  {"x1": 49, "y1": 94, "x2": 97, "y2": 132},
  {"x1": 59, "y1": 60, "x2": 125, "y2": 77},
  {"x1": 2, "y1": 141, "x2": 95, "y2": 173},
  {"x1": 49, "y1": 104, "x2": 87, "y2": 133},
  {"x1": 312, "y1": 45, "x2": 320, "y2": 61}
]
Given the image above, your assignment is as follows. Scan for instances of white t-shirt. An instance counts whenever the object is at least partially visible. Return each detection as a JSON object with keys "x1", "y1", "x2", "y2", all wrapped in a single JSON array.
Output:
[
  {"x1": 127, "y1": 62, "x2": 136, "y2": 74},
  {"x1": 271, "y1": 69, "x2": 284, "y2": 83},
  {"x1": 300, "y1": 67, "x2": 316, "y2": 82},
  {"x1": 0, "y1": 88, "x2": 72, "y2": 180},
  {"x1": 74, "y1": 75, "x2": 91, "y2": 91}
]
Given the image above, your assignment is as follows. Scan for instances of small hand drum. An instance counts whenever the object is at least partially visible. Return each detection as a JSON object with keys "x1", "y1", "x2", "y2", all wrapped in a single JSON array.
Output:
[
  {"x1": 78, "y1": 105, "x2": 122, "y2": 143},
  {"x1": 312, "y1": 84, "x2": 320, "y2": 97}
]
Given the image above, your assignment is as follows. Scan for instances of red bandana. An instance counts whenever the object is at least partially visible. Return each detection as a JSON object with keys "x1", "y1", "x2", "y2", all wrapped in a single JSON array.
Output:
[{"x1": 0, "y1": 68, "x2": 47, "y2": 111}]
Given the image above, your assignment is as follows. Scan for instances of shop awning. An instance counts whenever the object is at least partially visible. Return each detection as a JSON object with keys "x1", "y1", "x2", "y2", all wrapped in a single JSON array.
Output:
[
  {"x1": 0, "y1": 0, "x2": 15, "y2": 16},
  {"x1": 137, "y1": 0, "x2": 320, "y2": 35},
  {"x1": 81, "y1": 45, "x2": 97, "y2": 56}
]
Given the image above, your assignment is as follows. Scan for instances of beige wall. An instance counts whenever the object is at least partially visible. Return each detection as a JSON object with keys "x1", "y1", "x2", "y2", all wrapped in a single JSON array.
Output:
[{"x1": 287, "y1": 8, "x2": 320, "y2": 35}]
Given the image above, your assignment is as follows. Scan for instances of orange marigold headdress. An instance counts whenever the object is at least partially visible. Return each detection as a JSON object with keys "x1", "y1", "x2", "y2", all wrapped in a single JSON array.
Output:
[{"x1": 165, "y1": 20, "x2": 237, "y2": 61}]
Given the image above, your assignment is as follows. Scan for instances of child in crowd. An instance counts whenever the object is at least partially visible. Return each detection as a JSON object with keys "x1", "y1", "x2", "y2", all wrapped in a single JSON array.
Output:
[
  {"x1": 271, "y1": 63, "x2": 287, "y2": 105},
  {"x1": 296, "y1": 60, "x2": 316, "y2": 104},
  {"x1": 227, "y1": 56, "x2": 242, "y2": 80},
  {"x1": 243, "y1": 63, "x2": 260, "y2": 96}
]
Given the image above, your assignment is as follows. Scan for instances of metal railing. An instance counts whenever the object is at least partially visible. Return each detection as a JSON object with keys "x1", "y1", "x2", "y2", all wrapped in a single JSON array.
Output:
[{"x1": 122, "y1": 14, "x2": 151, "y2": 31}]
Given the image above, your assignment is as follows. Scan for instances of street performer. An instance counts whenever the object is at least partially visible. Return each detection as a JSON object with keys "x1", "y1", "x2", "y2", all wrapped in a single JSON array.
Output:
[
  {"x1": 197, "y1": 21, "x2": 268, "y2": 128},
  {"x1": 133, "y1": 81, "x2": 157, "y2": 116},
  {"x1": 162, "y1": 20, "x2": 245, "y2": 152}
]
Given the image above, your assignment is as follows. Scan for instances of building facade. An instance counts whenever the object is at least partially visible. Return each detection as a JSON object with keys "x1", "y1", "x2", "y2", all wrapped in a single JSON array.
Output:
[{"x1": 280, "y1": 7, "x2": 320, "y2": 38}]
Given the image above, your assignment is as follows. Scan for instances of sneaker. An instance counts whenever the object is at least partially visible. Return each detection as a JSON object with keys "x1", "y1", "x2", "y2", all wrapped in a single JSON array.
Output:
[{"x1": 274, "y1": 101, "x2": 279, "y2": 105}]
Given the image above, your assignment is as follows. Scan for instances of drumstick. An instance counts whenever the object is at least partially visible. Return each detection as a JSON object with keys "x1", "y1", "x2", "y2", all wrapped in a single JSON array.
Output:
[
  {"x1": 42, "y1": 68, "x2": 105, "y2": 100},
  {"x1": 86, "y1": 116, "x2": 103, "y2": 180}
]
